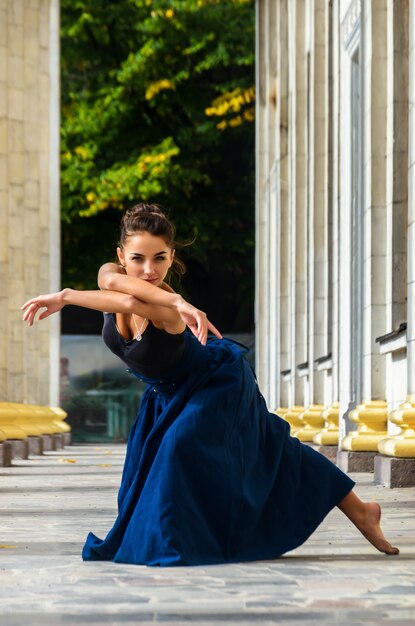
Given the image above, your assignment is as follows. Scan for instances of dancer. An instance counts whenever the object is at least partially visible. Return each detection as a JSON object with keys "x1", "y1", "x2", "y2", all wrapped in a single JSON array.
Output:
[{"x1": 21, "y1": 204, "x2": 399, "y2": 565}]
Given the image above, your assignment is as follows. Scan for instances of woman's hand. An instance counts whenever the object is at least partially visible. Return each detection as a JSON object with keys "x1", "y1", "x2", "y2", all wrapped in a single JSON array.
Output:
[
  {"x1": 176, "y1": 300, "x2": 222, "y2": 345},
  {"x1": 21, "y1": 291, "x2": 65, "y2": 326}
]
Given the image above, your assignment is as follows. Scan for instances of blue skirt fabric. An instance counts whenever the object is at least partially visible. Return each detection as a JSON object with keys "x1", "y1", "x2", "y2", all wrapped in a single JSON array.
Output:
[{"x1": 82, "y1": 333, "x2": 354, "y2": 566}]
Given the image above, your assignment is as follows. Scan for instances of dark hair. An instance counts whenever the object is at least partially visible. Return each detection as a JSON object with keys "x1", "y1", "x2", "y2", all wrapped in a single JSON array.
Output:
[{"x1": 119, "y1": 203, "x2": 186, "y2": 277}]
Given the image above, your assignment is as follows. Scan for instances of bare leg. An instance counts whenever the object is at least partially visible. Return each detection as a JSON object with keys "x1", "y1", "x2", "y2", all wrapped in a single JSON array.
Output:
[{"x1": 337, "y1": 490, "x2": 399, "y2": 555}]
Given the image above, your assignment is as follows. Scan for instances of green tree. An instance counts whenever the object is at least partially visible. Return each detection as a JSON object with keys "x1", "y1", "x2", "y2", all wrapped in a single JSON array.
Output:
[{"x1": 61, "y1": 0, "x2": 255, "y2": 331}]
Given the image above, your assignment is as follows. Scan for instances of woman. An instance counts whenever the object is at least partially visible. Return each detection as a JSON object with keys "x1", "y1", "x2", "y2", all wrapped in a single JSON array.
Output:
[{"x1": 21, "y1": 204, "x2": 399, "y2": 566}]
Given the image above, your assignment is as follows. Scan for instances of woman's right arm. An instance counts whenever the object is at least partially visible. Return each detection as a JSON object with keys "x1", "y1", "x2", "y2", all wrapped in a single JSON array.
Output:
[
  {"x1": 97, "y1": 262, "x2": 223, "y2": 342},
  {"x1": 98, "y1": 263, "x2": 186, "y2": 309}
]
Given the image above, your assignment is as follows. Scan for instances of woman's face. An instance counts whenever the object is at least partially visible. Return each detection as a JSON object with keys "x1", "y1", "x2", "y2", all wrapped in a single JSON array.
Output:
[{"x1": 117, "y1": 231, "x2": 174, "y2": 286}]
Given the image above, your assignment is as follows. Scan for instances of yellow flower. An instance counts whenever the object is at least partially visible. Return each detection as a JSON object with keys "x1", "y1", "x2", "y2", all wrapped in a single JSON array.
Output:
[
  {"x1": 206, "y1": 87, "x2": 256, "y2": 118},
  {"x1": 243, "y1": 107, "x2": 255, "y2": 122},
  {"x1": 145, "y1": 79, "x2": 176, "y2": 100},
  {"x1": 74, "y1": 146, "x2": 89, "y2": 160},
  {"x1": 229, "y1": 115, "x2": 243, "y2": 127},
  {"x1": 165, "y1": 8, "x2": 174, "y2": 18}
]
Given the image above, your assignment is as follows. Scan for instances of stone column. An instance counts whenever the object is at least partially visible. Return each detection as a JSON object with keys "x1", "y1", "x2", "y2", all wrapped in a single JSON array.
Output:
[
  {"x1": 330, "y1": 0, "x2": 341, "y2": 411},
  {"x1": 409, "y1": 0, "x2": 415, "y2": 399},
  {"x1": 308, "y1": 0, "x2": 330, "y2": 404},
  {"x1": 340, "y1": 0, "x2": 390, "y2": 466},
  {"x1": 309, "y1": 0, "x2": 342, "y2": 449},
  {"x1": 379, "y1": 0, "x2": 409, "y2": 421},
  {"x1": 295, "y1": 0, "x2": 330, "y2": 443},
  {"x1": 276, "y1": 0, "x2": 291, "y2": 410},
  {"x1": 289, "y1": 0, "x2": 308, "y2": 407},
  {"x1": 361, "y1": 1, "x2": 388, "y2": 405},
  {"x1": 0, "y1": 0, "x2": 60, "y2": 406},
  {"x1": 376, "y1": 0, "x2": 415, "y2": 473},
  {"x1": 337, "y1": 0, "x2": 362, "y2": 441},
  {"x1": 49, "y1": 0, "x2": 61, "y2": 407},
  {"x1": 255, "y1": 0, "x2": 271, "y2": 400},
  {"x1": 266, "y1": 0, "x2": 279, "y2": 410}
]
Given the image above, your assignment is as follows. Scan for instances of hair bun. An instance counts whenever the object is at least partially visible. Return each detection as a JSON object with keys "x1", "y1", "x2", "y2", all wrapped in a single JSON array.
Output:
[{"x1": 125, "y1": 203, "x2": 166, "y2": 218}]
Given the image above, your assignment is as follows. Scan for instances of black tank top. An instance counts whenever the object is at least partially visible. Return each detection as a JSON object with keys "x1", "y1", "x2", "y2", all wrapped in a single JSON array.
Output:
[{"x1": 102, "y1": 313, "x2": 186, "y2": 379}]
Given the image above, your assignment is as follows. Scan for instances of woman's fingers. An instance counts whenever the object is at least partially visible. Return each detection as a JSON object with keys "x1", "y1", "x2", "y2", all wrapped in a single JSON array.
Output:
[
  {"x1": 207, "y1": 320, "x2": 223, "y2": 340},
  {"x1": 38, "y1": 310, "x2": 52, "y2": 321},
  {"x1": 21, "y1": 301, "x2": 43, "y2": 326},
  {"x1": 189, "y1": 323, "x2": 204, "y2": 344},
  {"x1": 21, "y1": 298, "x2": 38, "y2": 311},
  {"x1": 25, "y1": 308, "x2": 36, "y2": 326},
  {"x1": 21, "y1": 292, "x2": 64, "y2": 327},
  {"x1": 177, "y1": 299, "x2": 222, "y2": 345},
  {"x1": 193, "y1": 313, "x2": 222, "y2": 345},
  {"x1": 198, "y1": 314, "x2": 208, "y2": 345},
  {"x1": 22, "y1": 305, "x2": 33, "y2": 322}
]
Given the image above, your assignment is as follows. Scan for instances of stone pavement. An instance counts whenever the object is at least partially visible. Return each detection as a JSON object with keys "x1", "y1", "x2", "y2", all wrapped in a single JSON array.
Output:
[{"x1": 1, "y1": 444, "x2": 415, "y2": 626}]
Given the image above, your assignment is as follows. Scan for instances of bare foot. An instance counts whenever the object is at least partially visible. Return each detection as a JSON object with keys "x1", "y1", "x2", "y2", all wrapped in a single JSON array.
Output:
[{"x1": 357, "y1": 502, "x2": 399, "y2": 555}]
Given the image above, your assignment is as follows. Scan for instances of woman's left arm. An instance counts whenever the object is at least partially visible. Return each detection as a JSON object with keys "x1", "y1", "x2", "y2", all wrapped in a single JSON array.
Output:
[
  {"x1": 21, "y1": 287, "x2": 222, "y2": 345},
  {"x1": 21, "y1": 289, "x2": 156, "y2": 326}
]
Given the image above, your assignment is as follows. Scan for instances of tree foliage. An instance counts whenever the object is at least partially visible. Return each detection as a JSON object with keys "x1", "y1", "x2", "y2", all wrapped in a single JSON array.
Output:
[{"x1": 61, "y1": 0, "x2": 255, "y2": 331}]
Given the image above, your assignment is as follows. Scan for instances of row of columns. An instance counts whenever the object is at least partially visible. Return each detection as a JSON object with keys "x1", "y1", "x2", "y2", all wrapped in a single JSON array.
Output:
[{"x1": 256, "y1": 0, "x2": 415, "y2": 484}]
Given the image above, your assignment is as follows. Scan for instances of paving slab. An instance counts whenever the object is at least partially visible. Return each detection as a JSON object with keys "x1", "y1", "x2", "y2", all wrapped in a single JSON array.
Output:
[{"x1": 0, "y1": 444, "x2": 414, "y2": 626}]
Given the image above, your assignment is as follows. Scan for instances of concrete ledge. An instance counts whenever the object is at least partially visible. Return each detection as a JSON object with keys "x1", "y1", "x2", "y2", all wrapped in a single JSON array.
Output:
[
  {"x1": 0, "y1": 442, "x2": 12, "y2": 467},
  {"x1": 5, "y1": 439, "x2": 29, "y2": 460},
  {"x1": 374, "y1": 455, "x2": 415, "y2": 488},
  {"x1": 337, "y1": 450, "x2": 376, "y2": 473},
  {"x1": 62, "y1": 432, "x2": 72, "y2": 446},
  {"x1": 41, "y1": 435, "x2": 53, "y2": 451},
  {"x1": 52, "y1": 434, "x2": 63, "y2": 450},
  {"x1": 307, "y1": 443, "x2": 338, "y2": 463},
  {"x1": 27, "y1": 436, "x2": 43, "y2": 456}
]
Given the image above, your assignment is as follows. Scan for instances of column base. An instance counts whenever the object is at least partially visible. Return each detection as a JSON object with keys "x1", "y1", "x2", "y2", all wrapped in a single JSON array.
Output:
[
  {"x1": 374, "y1": 455, "x2": 415, "y2": 487},
  {"x1": 0, "y1": 442, "x2": 12, "y2": 467},
  {"x1": 307, "y1": 443, "x2": 338, "y2": 463},
  {"x1": 341, "y1": 433, "x2": 387, "y2": 452},
  {"x1": 342, "y1": 400, "x2": 388, "y2": 452},
  {"x1": 336, "y1": 450, "x2": 376, "y2": 473},
  {"x1": 377, "y1": 435, "x2": 415, "y2": 458},
  {"x1": 294, "y1": 404, "x2": 325, "y2": 442},
  {"x1": 283, "y1": 405, "x2": 305, "y2": 436},
  {"x1": 313, "y1": 430, "x2": 339, "y2": 446}
]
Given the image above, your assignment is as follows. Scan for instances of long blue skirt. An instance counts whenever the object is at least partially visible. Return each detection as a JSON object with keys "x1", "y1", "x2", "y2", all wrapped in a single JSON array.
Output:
[{"x1": 82, "y1": 333, "x2": 354, "y2": 566}]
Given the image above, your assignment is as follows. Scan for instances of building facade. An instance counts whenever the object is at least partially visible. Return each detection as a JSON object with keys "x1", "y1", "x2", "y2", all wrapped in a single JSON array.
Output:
[
  {"x1": 0, "y1": 0, "x2": 60, "y2": 406},
  {"x1": 256, "y1": 0, "x2": 415, "y2": 463}
]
